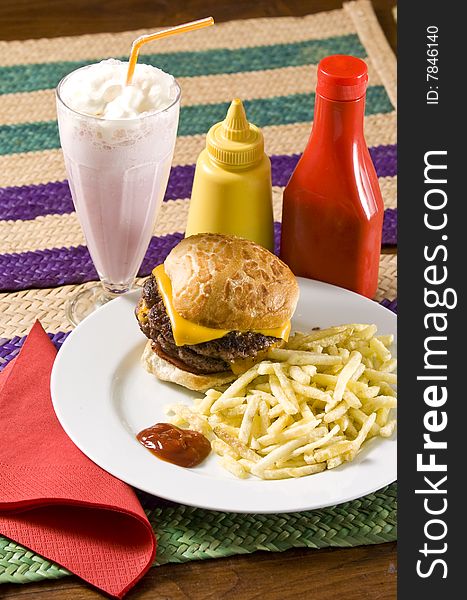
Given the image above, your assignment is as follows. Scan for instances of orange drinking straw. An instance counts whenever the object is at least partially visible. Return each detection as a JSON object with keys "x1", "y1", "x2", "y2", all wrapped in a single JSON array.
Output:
[{"x1": 126, "y1": 17, "x2": 214, "y2": 85}]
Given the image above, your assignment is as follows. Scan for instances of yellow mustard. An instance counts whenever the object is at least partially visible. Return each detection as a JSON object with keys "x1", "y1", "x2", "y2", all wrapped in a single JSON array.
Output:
[{"x1": 185, "y1": 98, "x2": 274, "y2": 251}]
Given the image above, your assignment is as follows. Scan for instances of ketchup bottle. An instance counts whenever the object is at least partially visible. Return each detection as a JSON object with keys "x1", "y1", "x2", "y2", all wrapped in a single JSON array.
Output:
[{"x1": 280, "y1": 55, "x2": 384, "y2": 298}]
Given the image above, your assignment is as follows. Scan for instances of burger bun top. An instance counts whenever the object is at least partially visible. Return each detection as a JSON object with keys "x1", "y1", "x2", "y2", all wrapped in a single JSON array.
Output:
[{"x1": 164, "y1": 233, "x2": 299, "y2": 331}]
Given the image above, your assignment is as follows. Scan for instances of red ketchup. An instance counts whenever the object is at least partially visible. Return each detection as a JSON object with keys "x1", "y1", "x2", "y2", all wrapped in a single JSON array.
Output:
[
  {"x1": 280, "y1": 55, "x2": 384, "y2": 298},
  {"x1": 137, "y1": 423, "x2": 211, "y2": 468}
]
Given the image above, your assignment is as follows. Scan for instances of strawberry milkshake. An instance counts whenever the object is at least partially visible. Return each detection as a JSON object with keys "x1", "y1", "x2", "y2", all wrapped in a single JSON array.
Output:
[{"x1": 56, "y1": 59, "x2": 180, "y2": 324}]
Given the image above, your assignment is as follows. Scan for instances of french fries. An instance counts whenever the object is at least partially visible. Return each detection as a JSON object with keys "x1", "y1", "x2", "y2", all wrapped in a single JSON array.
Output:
[{"x1": 165, "y1": 323, "x2": 397, "y2": 480}]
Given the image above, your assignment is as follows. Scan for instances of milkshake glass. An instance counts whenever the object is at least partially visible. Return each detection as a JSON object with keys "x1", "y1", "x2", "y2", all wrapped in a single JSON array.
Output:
[{"x1": 56, "y1": 61, "x2": 180, "y2": 325}]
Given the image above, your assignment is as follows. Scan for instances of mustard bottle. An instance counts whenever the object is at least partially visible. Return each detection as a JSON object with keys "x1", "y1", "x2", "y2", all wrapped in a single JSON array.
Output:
[{"x1": 185, "y1": 98, "x2": 274, "y2": 251}]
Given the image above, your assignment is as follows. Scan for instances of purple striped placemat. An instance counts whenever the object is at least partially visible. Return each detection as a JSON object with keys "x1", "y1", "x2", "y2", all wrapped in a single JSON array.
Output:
[{"x1": 0, "y1": 145, "x2": 396, "y2": 221}]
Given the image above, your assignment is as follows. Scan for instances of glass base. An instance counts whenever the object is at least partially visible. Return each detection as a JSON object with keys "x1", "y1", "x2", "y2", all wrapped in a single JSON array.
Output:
[{"x1": 65, "y1": 281, "x2": 142, "y2": 327}]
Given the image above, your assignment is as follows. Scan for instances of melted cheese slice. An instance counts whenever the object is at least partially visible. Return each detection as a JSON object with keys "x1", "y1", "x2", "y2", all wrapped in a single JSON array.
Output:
[{"x1": 153, "y1": 264, "x2": 291, "y2": 347}]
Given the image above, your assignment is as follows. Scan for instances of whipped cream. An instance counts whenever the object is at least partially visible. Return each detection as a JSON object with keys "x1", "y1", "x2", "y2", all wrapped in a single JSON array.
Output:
[{"x1": 59, "y1": 59, "x2": 179, "y2": 119}]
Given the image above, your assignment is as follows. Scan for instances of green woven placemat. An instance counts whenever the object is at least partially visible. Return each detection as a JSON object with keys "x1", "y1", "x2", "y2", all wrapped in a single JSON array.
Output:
[
  {"x1": 0, "y1": 484, "x2": 396, "y2": 584},
  {"x1": 0, "y1": 0, "x2": 397, "y2": 587}
]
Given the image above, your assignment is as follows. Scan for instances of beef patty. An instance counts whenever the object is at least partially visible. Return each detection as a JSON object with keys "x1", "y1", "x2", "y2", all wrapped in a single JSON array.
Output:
[{"x1": 136, "y1": 274, "x2": 279, "y2": 375}]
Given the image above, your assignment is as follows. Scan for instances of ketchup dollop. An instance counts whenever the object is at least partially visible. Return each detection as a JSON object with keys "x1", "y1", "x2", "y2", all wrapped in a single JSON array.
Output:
[{"x1": 136, "y1": 423, "x2": 211, "y2": 467}]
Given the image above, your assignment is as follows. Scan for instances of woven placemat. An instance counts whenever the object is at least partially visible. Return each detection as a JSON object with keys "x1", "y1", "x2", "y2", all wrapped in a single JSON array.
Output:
[
  {"x1": 1, "y1": 484, "x2": 396, "y2": 584},
  {"x1": 0, "y1": 0, "x2": 397, "y2": 587},
  {"x1": 0, "y1": 1, "x2": 397, "y2": 295}
]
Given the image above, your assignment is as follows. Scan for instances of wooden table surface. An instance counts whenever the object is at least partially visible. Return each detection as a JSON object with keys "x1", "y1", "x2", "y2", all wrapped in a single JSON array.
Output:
[{"x1": 0, "y1": 1, "x2": 397, "y2": 598}]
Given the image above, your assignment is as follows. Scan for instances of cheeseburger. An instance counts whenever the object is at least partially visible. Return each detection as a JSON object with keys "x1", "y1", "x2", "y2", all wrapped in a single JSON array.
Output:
[{"x1": 135, "y1": 233, "x2": 299, "y2": 391}]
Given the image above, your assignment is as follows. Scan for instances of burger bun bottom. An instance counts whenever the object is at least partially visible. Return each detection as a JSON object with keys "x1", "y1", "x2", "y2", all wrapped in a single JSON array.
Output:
[{"x1": 141, "y1": 340, "x2": 237, "y2": 392}]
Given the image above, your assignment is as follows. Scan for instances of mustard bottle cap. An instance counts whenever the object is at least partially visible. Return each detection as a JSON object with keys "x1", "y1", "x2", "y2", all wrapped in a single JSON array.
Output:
[{"x1": 206, "y1": 98, "x2": 264, "y2": 167}]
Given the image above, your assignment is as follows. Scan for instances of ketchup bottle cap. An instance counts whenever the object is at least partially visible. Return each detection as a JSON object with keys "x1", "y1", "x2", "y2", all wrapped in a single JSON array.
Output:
[{"x1": 316, "y1": 55, "x2": 368, "y2": 101}]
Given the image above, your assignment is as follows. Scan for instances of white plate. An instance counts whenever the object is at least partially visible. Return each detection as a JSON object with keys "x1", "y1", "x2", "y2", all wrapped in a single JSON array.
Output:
[{"x1": 51, "y1": 278, "x2": 396, "y2": 514}]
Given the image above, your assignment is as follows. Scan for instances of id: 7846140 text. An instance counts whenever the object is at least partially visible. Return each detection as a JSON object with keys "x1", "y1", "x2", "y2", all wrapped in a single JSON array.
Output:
[{"x1": 426, "y1": 25, "x2": 439, "y2": 105}]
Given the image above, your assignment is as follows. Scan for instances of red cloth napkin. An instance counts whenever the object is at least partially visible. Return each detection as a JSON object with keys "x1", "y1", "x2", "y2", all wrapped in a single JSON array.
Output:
[{"x1": 0, "y1": 321, "x2": 156, "y2": 597}]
